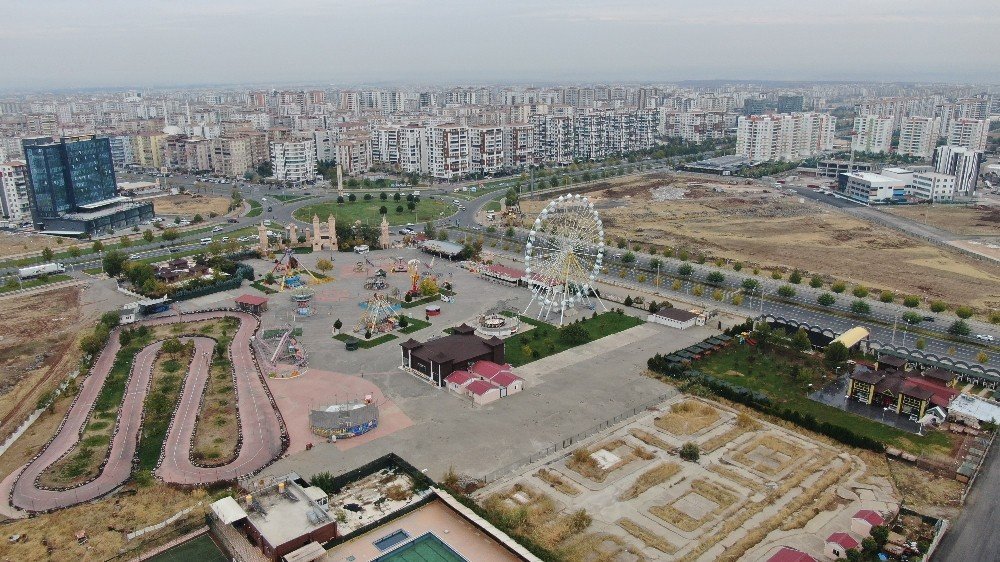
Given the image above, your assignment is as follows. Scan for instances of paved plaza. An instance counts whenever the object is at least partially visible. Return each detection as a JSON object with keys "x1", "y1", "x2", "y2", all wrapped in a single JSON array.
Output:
[{"x1": 178, "y1": 247, "x2": 735, "y2": 483}]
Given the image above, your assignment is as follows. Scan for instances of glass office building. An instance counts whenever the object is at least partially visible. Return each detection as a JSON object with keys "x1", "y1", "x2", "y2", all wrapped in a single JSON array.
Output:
[{"x1": 22, "y1": 136, "x2": 152, "y2": 235}]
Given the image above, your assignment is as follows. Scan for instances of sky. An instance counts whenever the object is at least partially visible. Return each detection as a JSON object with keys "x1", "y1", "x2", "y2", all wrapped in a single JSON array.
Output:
[{"x1": 1, "y1": 0, "x2": 998, "y2": 90}]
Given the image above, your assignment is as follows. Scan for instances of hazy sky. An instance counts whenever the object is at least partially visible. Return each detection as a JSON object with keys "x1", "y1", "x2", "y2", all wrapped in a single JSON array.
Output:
[{"x1": 2, "y1": 0, "x2": 998, "y2": 89}]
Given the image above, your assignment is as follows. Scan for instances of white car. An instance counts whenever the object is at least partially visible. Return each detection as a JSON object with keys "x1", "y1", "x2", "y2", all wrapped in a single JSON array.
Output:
[
  {"x1": 212, "y1": 226, "x2": 224, "y2": 232},
  {"x1": 975, "y1": 334, "x2": 995, "y2": 342}
]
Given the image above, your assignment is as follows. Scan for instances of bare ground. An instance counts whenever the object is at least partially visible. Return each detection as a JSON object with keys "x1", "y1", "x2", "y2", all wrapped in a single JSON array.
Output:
[
  {"x1": 0, "y1": 288, "x2": 84, "y2": 443},
  {"x1": 0, "y1": 231, "x2": 76, "y2": 259},
  {"x1": 884, "y1": 204, "x2": 1000, "y2": 237},
  {"x1": 521, "y1": 174, "x2": 1000, "y2": 309},
  {"x1": 152, "y1": 194, "x2": 231, "y2": 218}
]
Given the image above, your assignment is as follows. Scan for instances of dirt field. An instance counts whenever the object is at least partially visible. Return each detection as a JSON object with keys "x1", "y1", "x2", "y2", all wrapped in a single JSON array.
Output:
[
  {"x1": 152, "y1": 194, "x2": 231, "y2": 217},
  {"x1": 521, "y1": 173, "x2": 1000, "y2": 309},
  {"x1": 0, "y1": 231, "x2": 76, "y2": 259},
  {"x1": 885, "y1": 204, "x2": 1000, "y2": 237},
  {"x1": 0, "y1": 288, "x2": 84, "y2": 442}
]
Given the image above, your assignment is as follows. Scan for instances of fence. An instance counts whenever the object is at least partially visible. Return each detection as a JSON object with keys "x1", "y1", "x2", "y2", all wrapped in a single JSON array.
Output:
[
  {"x1": 100, "y1": 518, "x2": 205, "y2": 562},
  {"x1": 480, "y1": 392, "x2": 673, "y2": 484}
]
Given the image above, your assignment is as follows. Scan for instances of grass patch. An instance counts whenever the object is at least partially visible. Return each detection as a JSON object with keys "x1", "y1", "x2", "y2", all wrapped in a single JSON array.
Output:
[
  {"x1": 653, "y1": 400, "x2": 721, "y2": 435},
  {"x1": 0, "y1": 274, "x2": 72, "y2": 294},
  {"x1": 566, "y1": 439, "x2": 650, "y2": 483},
  {"x1": 136, "y1": 344, "x2": 193, "y2": 470},
  {"x1": 503, "y1": 311, "x2": 644, "y2": 367},
  {"x1": 706, "y1": 463, "x2": 765, "y2": 493},
  {"x1": 693, "y1": 345, "x2": 953, "y2": 456},
  {"x1": 484, "y1": 199, "x2": 502, "y2": 212},
  {"x1": 619, "y1": 462, "x2": 681, "y2": 501},
  {"x1": 293, "y1": 198, "x2": 455, "y2": 226},
  {"x1": 535, "y1": 468, "x2": 580, "y2": 496},
  {"x1": 481, "y1": 484, "x2": 593, "y2": 552},
  {"x1": 649, "y1": 478, "x2": 740, "y2": 532},
  {"x1": 730, "y1": 434, "x2": 810, "y2": 476},
  {"x1": 333, "y1": 332, "x2": 397, "y2": 348},
  {"x1": 246, "y1": 199, "x2": 262, "y2": 217},
  {"x1": 617, "y1": 517, "x2": 677, "y2": 554},
  {"x1": 400, "y1": 294, "x2": 441, "y2": 309},
  {"x1": 398, "y1": 317, "x2": 431, "y2": 334},
  {"x1": 629, "y1": 428, "x2": 676, "y2": 453},
  {"x1": 192, "y1": 334, "x2": 239, "y2": 466}
]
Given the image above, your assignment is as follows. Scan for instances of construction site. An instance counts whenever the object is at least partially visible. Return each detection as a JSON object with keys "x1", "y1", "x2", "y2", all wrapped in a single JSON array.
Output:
[{"x1": 519, "y1": 172, "x2": 1000, "y2": 310}]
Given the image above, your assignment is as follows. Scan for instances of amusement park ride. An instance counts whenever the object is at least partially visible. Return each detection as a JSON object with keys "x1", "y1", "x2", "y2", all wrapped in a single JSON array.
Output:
[{"x1": 269, "y1": 248, "x2": 330, "y2": 292}]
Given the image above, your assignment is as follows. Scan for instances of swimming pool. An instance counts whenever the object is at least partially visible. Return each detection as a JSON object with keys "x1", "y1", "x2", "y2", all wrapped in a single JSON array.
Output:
[{"x1": 373, "y1": 532, "x2": 467, "y2": 562}]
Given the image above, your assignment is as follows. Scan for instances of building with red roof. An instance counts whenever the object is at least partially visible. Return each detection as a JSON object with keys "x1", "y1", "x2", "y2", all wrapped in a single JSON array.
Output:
[
  {"x1": 465, "y1": 379, "x2": 502, "y2": 405},
  {"x1": 825, "y1": 532, "x2": 860, "y2": 559},
  {"x1": 766, "y1": 546, "x2": 816, "y2": 562},
  {"x1": 442, "y1": 360, "x2": 524, "y2": 405},
  {"x1": 235, "y1": 294, "x2": 269, "y2": 315},
  {"x1": 851, "y1": 509, "x2": 885, "y2": 536},
  {"x1": 480, "y1": 264, "x2": 525, "y2": 286}
]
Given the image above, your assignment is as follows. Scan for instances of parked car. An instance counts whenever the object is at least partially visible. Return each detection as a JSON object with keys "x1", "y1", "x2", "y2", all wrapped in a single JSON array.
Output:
[
  {"x1": 212, "y1": 226, "x2": 224, "y2": 232},
  {"x1": 975, "y1": 334, "x2": 995, "y2": 342}
]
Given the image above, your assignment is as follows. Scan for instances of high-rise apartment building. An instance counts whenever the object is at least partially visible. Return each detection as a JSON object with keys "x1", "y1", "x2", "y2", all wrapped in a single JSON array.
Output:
[
  {"x1": 897, "y1": 116, "x2": 941, "y2": 158},
  {"x1": 736, "y1": 113, "x2": 834, "y2": 162},
  {"x1": 946, "y1": 118, "x2": 989, "y2": 151},
  {"x1": 470, "y1": 125, "x2": 504, "y2": 175},
  {"x1": 777, "y1": 95, "x2": 804, "y2": 113},
  {"x1": 270, "y1": 140, "x2": 317, "y2": 182},
  {"x1": 933, "y1": 145, "x2": 981, "y2": 196},
  {"x1": 21, "y1": 135, "x2": 152, "y2": 234},
  {"x1": 0, "y1": 161, "x2": 31, "y2": 224},
  {"x1": 420, "y1": 124, "x2": 470, "y2": 180},
  {"x1": 851, "y1": 115, "x2": 894, "y2": 154}
]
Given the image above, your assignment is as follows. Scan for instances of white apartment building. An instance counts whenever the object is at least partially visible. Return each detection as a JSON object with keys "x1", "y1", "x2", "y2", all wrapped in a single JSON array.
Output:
[
  {"x1": 735, "y1": 113, "x2": 835, "y2": 162},
  {"x1": 659, "y1": 110, "x2": 727, "y2": 142},
  {"x1": 210, "y1": 137, "x2": 252, "y2": 177},
  {"x1": 0, "y1": 161, "x2": 31, "y2": 224},
  {"x1": 851, "y1": 115, "x2": 894, "y2": 154},
  {"x1": 946, "y1": 118, "x2": 989, "y2": 151},
  {"x1": 334, "y1": 135, "x2": 372, "y2": 176},
  {"x1": 398, "y1": 125, "x2": 423, "y2": 174},
  {"x1": 897, "y1": 116, "x2": 941, "y2": 158},
  {"x1": 420, "y1": 124, "x2": 470, "y2": 180},
  {"x1": 470, "y1": 125, "x2": 504, "y2": 175},
  {"x1": 108, "y1": 135, "x2": 135, "y2": 168},
  {"x1": 933, "y1": 145, "x2": 981, "y2": 196},
  {"x1": 502, "y1": 123, "x2": 535, "y2": 169},
  {"x1": 533, "y1": 115, "x2": 574, "y2": 165},
  {"x1": 842, "y1": 172, "x2": 906, "y2": 204},
  {"x1": 270, "y1": 140, "x2": 317, "y2": 181},
  {"x1": 372, "y1": 126, "x2": 400, "y2": 167}
]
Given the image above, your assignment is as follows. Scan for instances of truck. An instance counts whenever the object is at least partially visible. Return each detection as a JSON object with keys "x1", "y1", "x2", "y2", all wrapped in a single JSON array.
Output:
[{"x1": 18, "y1": 262, "x2": 66, "y2": 279}]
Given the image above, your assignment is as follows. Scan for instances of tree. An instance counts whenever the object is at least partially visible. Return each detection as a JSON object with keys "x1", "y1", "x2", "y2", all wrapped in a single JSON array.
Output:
[
  {"x1": 902, "y1": 311, "x2": 923, "y2": 324},
  {"x1": 678, "y1": 264, "x2": 693, "y2": 277},
  {"x1": 930, "y1": 300, "x2": 947, "y2": 313},
  {"x1": 419, "y1": 276, "x2": 439, "y2": 296},
  {"x1": 407, "y1": 201, "x2": 415, "y2": 211},
  {"x1": 395, "y1": 205, "x2": 404, "y2": 214},
  {"x1": 337, "y1": 195, "x2": 345, "y2": 204},
  {"x1": 102, "y1": 250, "x2": 128, "y2": 278},
  {"x1": 679, "y1": 442, "x2": 700, "y2": 462},
  {"x1": 161, "y1": 228, "x2": 179, "y2": 242},
  {"x1": 880, "y1": 291, "x2": 895, "y2": 303},
  {"x1": 831, "y1": 281, "x2": 846, "y2": 293},
  {"x1": 741, "y1": 278, "x2": 759, "y2": 291},
  {"x1": 955, "y1": 306, "x2": 974, "y2": 319},
  {"x1": 621, "y1": 251, "x2": 635, "y2": 264},
  {"x1": 792, "y1": 328, "x2": 812, "y2": 352},
  {"x1": 852, "y1": 285, "x2": 869, "y2": 298},
  {"x1": 398, "y1": 316, "x2": 409, "y2": 329},
  {"x1": 649, "y1": 258, "x2": 662, "y2": 270},
  {"x1": 915, "y1": 338, "x2": 926, "y2": 350},
  {"x1": 861, "y1": 537, "x2": 878, "y2": 555},
  {"x1": 316, "y1": 259, "x2": 333, "y2": 274},
  {"x1": 824, "y1": 341, "x2": 849, "y2": 367},
  {"x1": 777, "y1": 285, "x2": 796, "y2": 298},
  {"x1": 623, "y1": 295, "x2": 634, "y2": 307},
  {"x1": 256, "y1": 161, "x2": 272, "y2": 177},
  {"x1": 379, "y1": 205, "x2": 388, "y2": 215},
  {"x1": 771, "y1": 270, "x2": 782, "y2": 280},
  {"x1": 92, "y1": 240, "x2": 104, "y2": 253},
  {"x1": 870, "y1": 525, "x2": 889, "y2": 548},
  {"x1": 732, "y1": 262, "x2": 743, "y2": 272},
  {"x1": 977, "y1": 351, "x2": 990, "y2": 364},
  {"x1": 818, "y1": 293, "x2": 836, "y2": 307},
  {"x1": 948, "y1": 320, "x2": 971, "y2": 336},
  {"x1": 348, "y1": 193, "x2": 357, "y2": 202},
  {"x1": 902, "y1": 295, "x2": 920, "y2": 308},
  {"x1": 393, "y1": 192, "x2": 401, "y2": 201},
  {"x1": 68, "y1": 246, "x2": 81, "y2": 258},
  {"x1": 706, "y1": 271, "x2": 724, "y2": 285},
  {"x1": 559, "y1": 323, "x2": 590, "y2": 345},
  {"x1": 809, "y1": 275, "x2": 823, "y2": 288},
  {"x1": 41, "y1": 247, "x2": 54, "y2": 261},
  {"x1": 192, "y1": 214, "x2": 204, "y2": 224},
  {"x1": 142, "y1": 230, "x2": 154, "y2": 243},
  {"x1": 844, "y1": 549, "x2": 863, "y2": 562},
  {"x1": 850, "y1": 300, "x2": 871, "y2": 315},
  {"x1": 788, "y1": 270, "x2": 802, "y2": 284},
  {"x1": 363, "y1": 193, "x2": 372, "y2": 201}
]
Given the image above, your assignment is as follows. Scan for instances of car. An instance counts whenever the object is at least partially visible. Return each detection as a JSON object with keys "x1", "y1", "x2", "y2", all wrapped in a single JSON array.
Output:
[
  {"x1": 221, "y1": 237, "x2": 229, "y2": 242},
  {"x1": 263, "y1": 220, "x2": 272, "y2": 226},
  {"x1": 129, "y1": 253, "x2": 141, "y2": 260},
  {"x1": 975, "y1": 334, "x2": 995, "y2": 342},
  {"x1": 266, "y1": 206, "x2": 273, "y2": 212},
  {"x1": 398, "y1": 229, "x2": 408, "y2": 235},
  {"x1": 406, "y1": 223, "x2": 414, "y2": 227},
  {"x1": 923, "y1": 316, "x2": 935, "y2": 322},
  {"x1": 228, "y1": 218, "x2": 239, "y2": 223},
  {"x1": 212, "y1": 226, "x2": 224, "y2": 232}
]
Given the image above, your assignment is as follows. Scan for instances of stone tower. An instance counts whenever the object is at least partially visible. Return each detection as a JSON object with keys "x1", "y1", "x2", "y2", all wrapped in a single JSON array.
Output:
[
  {"x1": 336, "y1": 164, "x2": 343, "y2": 193},
  {"x1": 257, "y1": 222, "x2": 269, "y2": 254}
]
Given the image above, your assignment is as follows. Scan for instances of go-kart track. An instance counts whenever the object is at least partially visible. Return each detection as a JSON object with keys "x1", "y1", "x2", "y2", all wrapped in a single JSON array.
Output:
[{"x1": 9, "y1": 310, "x2": 286, "y2": 513}]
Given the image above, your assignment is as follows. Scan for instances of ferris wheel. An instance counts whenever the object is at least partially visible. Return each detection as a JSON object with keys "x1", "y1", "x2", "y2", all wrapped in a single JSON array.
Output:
[{"x1": 523, "y1": 194, "x2": 606, "y2": 325}]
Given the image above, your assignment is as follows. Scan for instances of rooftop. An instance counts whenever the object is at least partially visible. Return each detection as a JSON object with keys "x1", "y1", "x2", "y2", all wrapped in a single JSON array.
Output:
[
  {"x1": 245, "y1": 478, "x2": 333, "y2": 548},
  {"x1": 328, "y1": 467, "x2": 423, "y2": 535},
  {"x1": 654, "y1": 307, "x2": 700, "y2": 322}
]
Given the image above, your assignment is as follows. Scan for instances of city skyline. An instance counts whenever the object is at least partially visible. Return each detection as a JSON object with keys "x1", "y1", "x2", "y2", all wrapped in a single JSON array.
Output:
[{"x1": 2, "y1": 0, "x2": 999, "y2": 90}]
